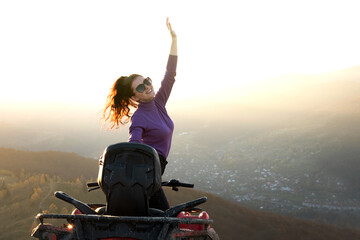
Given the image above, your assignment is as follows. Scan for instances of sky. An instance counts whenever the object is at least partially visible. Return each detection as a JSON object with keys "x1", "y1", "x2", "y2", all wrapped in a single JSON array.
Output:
[{"x1": 1, "y1": 0, "x2": 360, "y2": 113}]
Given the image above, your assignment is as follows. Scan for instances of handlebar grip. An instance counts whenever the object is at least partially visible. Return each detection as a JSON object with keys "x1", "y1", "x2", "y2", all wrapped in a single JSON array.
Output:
[
  {"x1": 179, "y1": 183, "x2": 194, "y2": 188},
  {"x1": 162, "y1": 179, "x2": 194, "y2": 188},
  {"x1": 87, "y1": 182, "x2": 99, "y2": 188}
]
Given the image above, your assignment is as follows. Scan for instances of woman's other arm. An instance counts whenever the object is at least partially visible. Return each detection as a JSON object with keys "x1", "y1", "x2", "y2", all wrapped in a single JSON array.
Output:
[
  {"x1": 129, "y1": 115, "x2": 145, "y2": 143},
  {"x1": 129, "y1": 126, "x2": 143, "y2": 143}
]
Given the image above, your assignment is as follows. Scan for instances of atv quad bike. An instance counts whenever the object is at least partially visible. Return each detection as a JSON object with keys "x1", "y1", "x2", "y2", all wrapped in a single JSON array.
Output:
[{"x1": 31, "y1": 142, "x2": 219, "y2": 240}]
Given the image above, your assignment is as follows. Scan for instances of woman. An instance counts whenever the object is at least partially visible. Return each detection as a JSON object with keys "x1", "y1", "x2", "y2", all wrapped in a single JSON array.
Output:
[{"x1": 103, "y1": 18, "x2": 177, "y2": 210}]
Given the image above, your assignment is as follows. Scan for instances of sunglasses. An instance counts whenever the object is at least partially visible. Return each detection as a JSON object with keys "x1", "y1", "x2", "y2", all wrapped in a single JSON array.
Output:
[{"x1": 135, "y1": 77, "x2": 152, "y2": 93}]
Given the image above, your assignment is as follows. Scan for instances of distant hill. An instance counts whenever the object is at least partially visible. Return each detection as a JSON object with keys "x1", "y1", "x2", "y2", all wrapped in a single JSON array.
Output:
[
  {"x1": 1, "y1": 148, "x2": 360, "y2": 240},
  {"x1": 0, "y1": 147, "x2": 98, "y2": 180}
]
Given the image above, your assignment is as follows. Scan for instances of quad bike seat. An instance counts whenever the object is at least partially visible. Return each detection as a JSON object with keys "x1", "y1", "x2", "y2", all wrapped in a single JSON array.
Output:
[{"x1": 97, "y1": 142, "x2": 162, "y2": 216}]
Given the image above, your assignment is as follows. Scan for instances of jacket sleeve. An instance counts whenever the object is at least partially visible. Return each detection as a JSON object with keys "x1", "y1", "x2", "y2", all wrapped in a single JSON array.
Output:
[
  {"x1": 128, "y1": 115, "x2": 145, "y2": 143},
  {"x1": 129, "y1": 126, "x2": 143, "y2": 143},
  {"x1": 155, "y1": 55, "x2": 178, "y2": 106}
]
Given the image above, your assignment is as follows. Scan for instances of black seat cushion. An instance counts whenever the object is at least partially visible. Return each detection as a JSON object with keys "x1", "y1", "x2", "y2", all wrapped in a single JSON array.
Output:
[{"x1": 98, "y1": 143, "x2": 162, "y2": 216}]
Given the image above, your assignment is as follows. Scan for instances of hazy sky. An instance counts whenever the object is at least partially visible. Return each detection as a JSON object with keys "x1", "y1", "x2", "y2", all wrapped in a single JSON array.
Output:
[{"x1": 1, "y1": 0, "x2": 360, "y2": 111}]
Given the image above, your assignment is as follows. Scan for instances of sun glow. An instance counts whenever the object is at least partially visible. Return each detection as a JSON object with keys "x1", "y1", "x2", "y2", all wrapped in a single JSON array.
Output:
[{"x1": 0, "y1": 0, "x2": 359, "y2": 109}]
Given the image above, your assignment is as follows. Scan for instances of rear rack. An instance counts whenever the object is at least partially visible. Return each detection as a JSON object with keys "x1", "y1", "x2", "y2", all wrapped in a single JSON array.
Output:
[
  {"x1": 34, "y1": 211, "x2": 213, "y2": 240},
  {"x1": 36, "y1": 213, "x2": 213, "y2": 225}
]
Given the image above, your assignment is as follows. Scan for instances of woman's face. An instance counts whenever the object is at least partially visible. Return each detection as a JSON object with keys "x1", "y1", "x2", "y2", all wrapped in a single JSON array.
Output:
[{"x1": 131, "y1": 76, "x2": 155, "y2": 102}]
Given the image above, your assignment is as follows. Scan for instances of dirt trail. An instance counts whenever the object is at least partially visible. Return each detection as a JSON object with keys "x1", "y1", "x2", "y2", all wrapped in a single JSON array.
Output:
[{"x1": 39, "y1": 182, "x2": 55, "y2": 211}]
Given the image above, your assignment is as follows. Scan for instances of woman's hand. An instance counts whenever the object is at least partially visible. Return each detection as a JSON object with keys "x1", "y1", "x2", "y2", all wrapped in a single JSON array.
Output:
[
  {"x1": 166, "y1": 17, "x2": 177, "y2": 40},
  {"x1": 166, "y1": 17, "x2": 177, "y2": 56}
]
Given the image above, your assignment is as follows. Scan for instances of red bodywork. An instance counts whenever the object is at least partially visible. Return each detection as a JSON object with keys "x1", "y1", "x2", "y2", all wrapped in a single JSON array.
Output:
[{"x1": 177, "y1": 211, "x2": 210, "y2": 231}]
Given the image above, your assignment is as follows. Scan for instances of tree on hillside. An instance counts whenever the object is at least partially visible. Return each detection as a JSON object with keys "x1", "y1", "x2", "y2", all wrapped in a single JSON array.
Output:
[
  {"x1": 30, "y1": 187, "x2": 43, "y2": 203},
  {"x1": 49, "y1": 203, "x2": 58, "y2": 213}
]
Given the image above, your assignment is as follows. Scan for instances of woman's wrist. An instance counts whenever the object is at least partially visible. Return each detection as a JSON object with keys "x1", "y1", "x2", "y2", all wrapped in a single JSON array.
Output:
[{"x1": 170, "y1": 41, "x2": 177, "y2": 56}]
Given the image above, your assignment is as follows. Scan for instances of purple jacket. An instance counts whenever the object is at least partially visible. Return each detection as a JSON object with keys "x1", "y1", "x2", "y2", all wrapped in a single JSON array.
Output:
[{"x1": 129, "y1": 55, "x2": 178, "y2": 158}]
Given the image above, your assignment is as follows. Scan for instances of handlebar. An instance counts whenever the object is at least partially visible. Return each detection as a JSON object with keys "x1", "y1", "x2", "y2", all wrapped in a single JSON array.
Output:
[{"x1": 162, "y1": 179, "x2": 194, "y2": 191}]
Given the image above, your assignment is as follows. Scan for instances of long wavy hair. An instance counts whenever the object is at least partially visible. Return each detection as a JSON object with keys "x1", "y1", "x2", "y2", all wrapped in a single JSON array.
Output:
[{"x1": 103, "y1": 74, "x2": 141, "y2": 129}]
